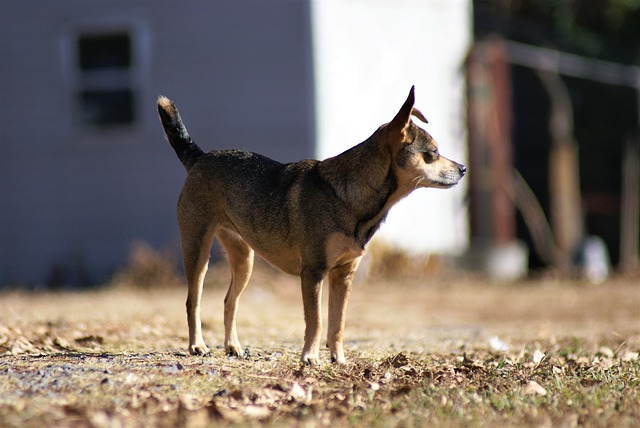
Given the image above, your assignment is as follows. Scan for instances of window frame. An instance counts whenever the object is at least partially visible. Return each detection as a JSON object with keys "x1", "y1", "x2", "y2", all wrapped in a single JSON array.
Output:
[{"x1": 61, "y1": 16, "x2": 150, "y2": 135}]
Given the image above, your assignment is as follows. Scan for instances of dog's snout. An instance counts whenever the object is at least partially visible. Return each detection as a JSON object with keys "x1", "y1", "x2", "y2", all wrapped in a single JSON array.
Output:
[{"x1": 458, "y1": 164, "x2": 467, "y2": 176}]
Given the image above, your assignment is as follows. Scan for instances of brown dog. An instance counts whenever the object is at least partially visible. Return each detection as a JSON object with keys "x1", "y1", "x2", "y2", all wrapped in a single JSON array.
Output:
[{"x1": 157, "y1": 87, "x2": 465, "y2": 364}]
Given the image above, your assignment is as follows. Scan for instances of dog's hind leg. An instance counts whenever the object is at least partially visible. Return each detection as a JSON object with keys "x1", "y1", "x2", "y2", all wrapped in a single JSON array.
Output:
[
  {"x1": 217, "y1": 227, "x2": 254, "y2": 357},
  {"x1": 181, "y1": 222, "x2": 216, "y2": 356},
  {"x1": 327, "y1": 258, "x2": 359, "y2": 363}
]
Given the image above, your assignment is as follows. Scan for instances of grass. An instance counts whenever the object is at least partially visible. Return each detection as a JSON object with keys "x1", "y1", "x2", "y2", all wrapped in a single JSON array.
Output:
[
  {"x1": 0, "y1": 262, "x2": 639, "y2": 427},
  {"x1": 3, "y1": 344, "x2": 637, "y2": 427}
]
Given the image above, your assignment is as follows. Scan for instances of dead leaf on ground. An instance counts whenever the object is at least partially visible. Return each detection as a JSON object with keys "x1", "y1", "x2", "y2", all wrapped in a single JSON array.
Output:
[
  {"x1": 523, "y1": 380, "x2": 547, "y2": 396},
  {"x1": 288, "y1": 382, "x2": 307, "y2": 401},
  {"x1": 75, "y1": 335, "x2": 105, "y2": 346},
  {"x1": 384, "y1": 352, "x2": 409, "y2": 368}
]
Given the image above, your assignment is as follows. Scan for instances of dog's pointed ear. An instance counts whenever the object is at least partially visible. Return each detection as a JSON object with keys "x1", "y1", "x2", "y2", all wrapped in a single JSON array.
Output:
[{"x1": 389, "y1": 86, "x2": 415, "y2": 139}]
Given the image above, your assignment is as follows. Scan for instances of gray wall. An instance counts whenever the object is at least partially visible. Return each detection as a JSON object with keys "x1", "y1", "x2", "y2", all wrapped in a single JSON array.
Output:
[{"x1": 0, "y1": 0, "x2": 315, "y2": 286}]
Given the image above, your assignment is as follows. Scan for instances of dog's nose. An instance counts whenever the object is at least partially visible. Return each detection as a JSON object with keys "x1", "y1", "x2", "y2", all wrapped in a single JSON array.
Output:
[{"x1": 458, "y1": 164, "x2": 467, "y2": 176}]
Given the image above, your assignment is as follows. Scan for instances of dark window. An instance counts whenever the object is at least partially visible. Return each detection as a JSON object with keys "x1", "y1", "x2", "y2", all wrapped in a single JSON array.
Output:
[
  {"x1": 75, "y1": 32, "x2": 135, "y2": 127},
  {"x1": 78, "y1": 34, "x2": 131, "y2": 70},
  {"x1": 79, "y1": 89, "x2": 134, "y2": 125}
]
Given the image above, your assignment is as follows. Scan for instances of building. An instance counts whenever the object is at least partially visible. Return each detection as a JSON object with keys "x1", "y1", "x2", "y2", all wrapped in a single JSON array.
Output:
[{"x1": 0, "y1": 0, "x2": 471, "y2": 286}]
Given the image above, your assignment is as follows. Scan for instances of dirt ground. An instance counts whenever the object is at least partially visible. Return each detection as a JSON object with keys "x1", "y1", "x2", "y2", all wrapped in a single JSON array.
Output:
[{"x1": 1, "y1": 266, "x2": 639, "y2": 427}]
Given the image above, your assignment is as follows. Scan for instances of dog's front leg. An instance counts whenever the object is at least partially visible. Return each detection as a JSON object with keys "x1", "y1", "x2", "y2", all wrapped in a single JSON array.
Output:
[
  {"x1": 327, "y1": 259, "x2": 359, "y2": 363},
  {"x1": 300, "y1": 268, "x2": 325, "y2": 365}
]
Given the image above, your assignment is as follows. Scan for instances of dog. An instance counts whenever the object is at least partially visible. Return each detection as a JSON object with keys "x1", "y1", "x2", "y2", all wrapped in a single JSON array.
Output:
[{"x1": 157, "y1": 86, "x2": 466, "y2": 364}]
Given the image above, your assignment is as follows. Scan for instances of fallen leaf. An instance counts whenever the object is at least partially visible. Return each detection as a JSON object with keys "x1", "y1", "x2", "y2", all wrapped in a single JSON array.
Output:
[
  {"x1": 242, "y1": 405, "x2": 271, "y2": 419},
  {"x1": 533, "y1": 349, "x2": 545, "y2": 365},
  {"x1": 88, "y1": 411, "x2": 113, "y2": 427},
  {"x1": 391, "y1": 385, "x2": 412, "y2": 397},
  {"x1": 53, "y1": 336, "x2": 72, "y2": 350},
  {"x1": 598, "y1": 347, "x2": 614, "y2": 358},
  {"x1": 385, "y1": 352, "x2": 409, "y2": 368},
  {"x1": 580, "y1": 378, "x2": 602, "y2": 387},
  {"x1": 180, "y1": 393, "x2": 203, "y2": 411},
  {"x1": 181, "y1": 408, "x2": 209, "y2": 428},
  {"x1": 595, "y1": 357, "x2": 615, "y2": 369},
  {"x1": 288, "y1": 382, "x2": 306, "y2": 401},
  {"x1": 561, "y1": 413, "x2": 579, "y2": 428},
  {"x1": 74, "y1": 335, "x2": 104, "y2": 346},
  {"x1": 207, "y1": 401, "x2": 241, "y2": 423},
  {"x1": 489, "y1": 336, "x2": 509, "y2": 352},
  {"x1": 576, "y1": 356, "x2": 590, "y2": 365},
  {"x1": 229, "y1": 389, "x2": 245, "y2": 401},
  {"x1": 439, "y1": 395, "x2": 448, "y2": 407},
  {"x1": 523, "y1": 380, "x2": 546, "y2": 396}
]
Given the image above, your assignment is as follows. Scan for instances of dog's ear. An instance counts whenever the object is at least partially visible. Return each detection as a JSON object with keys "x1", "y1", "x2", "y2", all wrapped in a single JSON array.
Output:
[
  {"x1": 411, "y1": 107, "x2": 428, "y2": 124},
  {"x1": 389, "y1": 86, "x2": 416, "y2": 139}
]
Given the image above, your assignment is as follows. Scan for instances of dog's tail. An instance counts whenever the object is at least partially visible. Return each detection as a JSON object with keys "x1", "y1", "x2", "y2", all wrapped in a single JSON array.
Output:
[{"x1": 157, "y1": 96, "x2": 205, "y2": 171}]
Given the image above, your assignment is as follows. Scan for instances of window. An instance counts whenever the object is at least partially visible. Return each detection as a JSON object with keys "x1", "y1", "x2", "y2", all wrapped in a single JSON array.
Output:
[
  {"x1": 78, "y1": 34, "x2": 131, "y2": 70},
  {"x1": 75, "y1": 32, "x2": 135, "y2": 127}
]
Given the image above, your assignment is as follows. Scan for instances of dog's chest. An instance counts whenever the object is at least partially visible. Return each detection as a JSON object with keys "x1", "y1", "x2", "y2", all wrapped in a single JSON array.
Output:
[{"x1": 325, "y1": 232, "x2": 365, "y2": 268}]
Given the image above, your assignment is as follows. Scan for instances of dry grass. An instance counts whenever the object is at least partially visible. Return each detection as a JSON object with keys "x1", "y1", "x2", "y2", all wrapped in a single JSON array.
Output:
[{"x1": 1, "y1": 261, "x2": 639, "y2": 427}]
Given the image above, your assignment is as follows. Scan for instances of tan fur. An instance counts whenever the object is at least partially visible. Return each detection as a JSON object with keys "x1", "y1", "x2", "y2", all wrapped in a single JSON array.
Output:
[
  {"x1": 157, "y1": 86, "x2": 466, "y2": 364},
  {"x1": 325, "y1": 232, "x2": 366, "y2": 268}
]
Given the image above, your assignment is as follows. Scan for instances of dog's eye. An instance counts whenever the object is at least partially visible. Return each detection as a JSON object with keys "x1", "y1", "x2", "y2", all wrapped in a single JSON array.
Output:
[{"x1": 422, "y1": 149, "x2": 439, "y2": 163}]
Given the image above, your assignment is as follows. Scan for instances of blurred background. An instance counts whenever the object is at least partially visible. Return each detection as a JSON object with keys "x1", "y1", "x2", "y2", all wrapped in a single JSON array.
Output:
[{"x1": 0, "y1": 0, "x2": 638, "y2": 288}]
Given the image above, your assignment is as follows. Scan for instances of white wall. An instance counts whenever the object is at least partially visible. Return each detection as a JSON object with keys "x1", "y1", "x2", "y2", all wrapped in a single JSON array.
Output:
[{"x1": 312, "y1": 0, "x2": 471, "y2": 254}]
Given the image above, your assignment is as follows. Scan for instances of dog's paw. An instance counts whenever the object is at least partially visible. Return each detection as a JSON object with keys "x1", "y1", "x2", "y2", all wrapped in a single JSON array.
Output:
[
  {"x1": 189, "y1": 344, "x2": 210, "y2": 356},
  {"x1": 328, "y1": 343, "x2": 346, "y2": 364},
  {"x1": 300, "y1": 353, "x2": 320, "y2": 366},
  {"x1": 330, "y1": 354, "x2": 346, "y2": 364},
  {"x1": 225, "y1": 343, "x2": 245, "y2": 357}
]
